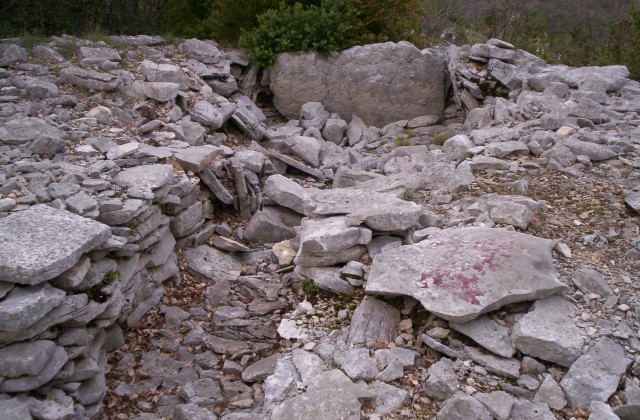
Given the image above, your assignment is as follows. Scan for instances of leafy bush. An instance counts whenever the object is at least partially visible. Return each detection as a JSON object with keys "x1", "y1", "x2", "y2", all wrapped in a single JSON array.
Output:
[
  {"x1": 239, "y1": 0, "x2": 424, "y2": 67},
  {"x1": 301, "y1": 278, "x2": 320, "y2": 296}
]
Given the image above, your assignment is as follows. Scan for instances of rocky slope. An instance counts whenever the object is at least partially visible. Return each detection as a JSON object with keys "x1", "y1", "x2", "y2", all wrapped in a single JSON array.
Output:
[{"x1": 0, "y1": 34, "x2": 639, "y2": 420}]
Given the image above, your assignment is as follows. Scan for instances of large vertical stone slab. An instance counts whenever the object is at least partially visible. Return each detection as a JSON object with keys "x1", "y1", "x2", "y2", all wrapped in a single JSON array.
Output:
[
  {"x1": 366, "y1": 228, "x2": 567, "y2": 322},
  {"x1": 0, "y1": 205, "x2": 111, "y2": 284},
  {"x1": 271, "y1": 42, "x2": 445, "y2": 127}
]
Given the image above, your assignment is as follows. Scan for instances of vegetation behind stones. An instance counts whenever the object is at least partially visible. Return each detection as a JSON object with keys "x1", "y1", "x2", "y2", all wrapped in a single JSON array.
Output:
[{"x1": 2, "y1": 0, "x2": 640, "y2": 77}]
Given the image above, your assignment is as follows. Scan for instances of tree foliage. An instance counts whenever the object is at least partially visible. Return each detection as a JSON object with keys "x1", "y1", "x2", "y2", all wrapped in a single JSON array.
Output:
[
  {"x1": 2, "y1": 0, "x2": 640, "y2": 79},
  {"x1": 239, "y1": 0, "x2": 424, "y2": 67}
]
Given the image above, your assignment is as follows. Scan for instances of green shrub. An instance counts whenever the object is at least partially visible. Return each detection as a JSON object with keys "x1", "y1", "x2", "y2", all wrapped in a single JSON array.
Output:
[
  {"x1": 401, "y1": 188, "x2": 414, "y2": 201},
  {"x1": 301, "y1": 278, "x2": 320, "y2": 296},
  {"x1": 239, "y1": 0, "x2": 425, "y2": 67},
  {"x1": 86, "y1": 269, "x2": 120, "y2": 302},
  {"x1": 20, "y1": 32, "x2": 51, "y2": 51}
]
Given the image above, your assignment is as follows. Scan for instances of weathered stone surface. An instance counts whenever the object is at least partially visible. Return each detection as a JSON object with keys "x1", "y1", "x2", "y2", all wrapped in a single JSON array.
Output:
[
  {"x1": 423, "y1": 358, "x2": 458, "y2": 400},
  {"x1": 0, "y1": 340, "x2": 60, "y2": 377},
  {"x1": 475, "y1": 391, "x2": 514, "y2": 420},
  {"x1": 270, "y1": 384, "x2": 361, "y2": 419},
  {"x1": 264, "y1": 175, "x2": 422, "y2": 232},
  {"x1": 190, "y1": 100, "x2": 235, "y2": 128},
  {"x1": 308, "y1": 188, "x2": 422, "y2": 232},
  {"x1": 589, "y1": 401, "x2": 620, "y2": 420},
  {"x1": 115, "y1": 164, "x2": 174, "y2": 198},
  {"x1": 348, "y1": 296, "x2": 400, "y2": 347},
  {"x1": 184, "y1": 245, "x2": 243, "y2": 283},
  {"x1": 141, "y1": 59, "x2": 190, "y2": 89},
  {"x1": 144, "y1": 81, "x2": 180, "y2": 102},
  {"x1": 465, "y1": 347, "x2": 520, "y2": 379},
  {"x1": 334, "y1": 347, "x2": 379, "y2": 381},
  {"x1": 512, "y1": 296, "x2": 584, "y2": 367},
  {"x1": 174, "y1": 404, "x2": 217, "y2": 420},
  {"x1": 244, "y1": 209, "x2": 296, "y2": 244},
  {"x1": 271, "y1": 42, "x2": 445, "y2": 127},
  {"x1": 180, "y1": 39, "x2": 222, "y2": 64},
  {"x1": 510, "y1": 400, "x2": 555, "y2": 420},
  {"x1": 443, "y1": 134, "x2": 474, "y2": 162},
  {"x1": 0, "y1": 284, "x2": 66, "y2": 331},
  {"x1": 572, "y1": 267, "x2": 615, "y2": 297},
  {"x1": 0, "y1": 345, "x2": 68, "y2": 392},
  {"x1": 625, "y1": 191, "x2": 640, "y2": 214},
  {"x1": 449, "y1": 315, "x2": 515, "y2": 358},
  {"x1": 366, "y1": 228, "x2": 566, "y2": 323},
  {"x1": 296, "y1": 266, "x2": 355, "y2": 295},
  {"x1": 242, "y1": 354, "x2": 279, "y2": 382},
  {"x1": 436, "y1": 393, "x2": 493, "y2": 420},
  {"x1": 0, "y1": 117, "x2": 66, "y2": 145},
  {"x1": 534, "y1": 374, "x2": 567, "y2": 410},
  {"x1": 562, "y1": 138, "x2": 617, "y2": 161},
  {"x1": 370, "y1": 381, "x2": 410, "y2": 416},
  {"x1": 489, "y1": 201, "x2": 534, "y2": 230},
  {"x1": 293, "y1": 216, "x2": 371, "y2": 267},
  {"x1": 174, "y1": 146, "x2": 222, "y2": 173},
  {"x1": 59, "y1": 66, "x2": 122, "y2": 91},
  {"x1": 0, "y1": 205, "x2": 111, "y2": 284},
  {"x1": 485, "y1": 141, "x2": 530, "y2": 158},
  {"x1": 560, "y1": 338, "x2": 632, "y2": 409},
  {"x1": 291, "y1": 349, "x2": 327, "y2": 385}
]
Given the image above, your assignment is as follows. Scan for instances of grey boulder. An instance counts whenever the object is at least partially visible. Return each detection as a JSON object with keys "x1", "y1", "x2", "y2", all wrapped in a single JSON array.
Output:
[
  {"x1": 271, "y1": 42, "x2": 445, "y2": 127},
  {"x1": 366, "y1": 227, "x2": 567, "y2": 322}
]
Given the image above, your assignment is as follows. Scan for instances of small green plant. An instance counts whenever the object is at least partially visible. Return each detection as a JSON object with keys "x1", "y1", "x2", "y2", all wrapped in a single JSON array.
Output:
[
  {"x1": 403, "y1": 129, "x2": 418, "y2": 138},
  {"x1": 401, "y1": 188, "x2": 414, "y2": 201},
  {"x1": 430, "y1": 131, "x2": 454, "y2": 146},
  {"x1": 82, "y1": 27, "x2": 110, "y2": 44},
  {"x1": 161, "y1": 31, "x2": 176, "y2": 45},
  {"x1": 86, "y1": 269, "x2": 120, "y2": 302},
  {"x1": 20, "y1": 32, "x2": 50, "y2": 51},
  {"x1": 395, "y1": 136, "x2": 411, "y2": 147},
  {"x1": 466, "y1": 151, "x2": 474, "y2": 159},
  {"x1": 301, "y1": 278, "x2": 320, "y2": 297},
  {"x1": 56, "y1": 41, "x2": 76, "y2": 60}
]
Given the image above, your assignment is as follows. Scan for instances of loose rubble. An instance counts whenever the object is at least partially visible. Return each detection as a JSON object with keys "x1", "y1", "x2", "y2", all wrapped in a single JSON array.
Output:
[{"x1": 0, "y1": 33, "x2": 639, "y2": 420}]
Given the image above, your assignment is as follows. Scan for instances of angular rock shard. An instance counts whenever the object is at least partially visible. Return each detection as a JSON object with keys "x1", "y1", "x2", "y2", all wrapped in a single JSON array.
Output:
[{"x1": 366, "y1": 227, "x2": 567, "y2": 322}]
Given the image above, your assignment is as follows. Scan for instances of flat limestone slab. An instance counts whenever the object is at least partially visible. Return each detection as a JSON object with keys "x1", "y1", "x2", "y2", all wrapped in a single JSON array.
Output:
[
  {"x1": 0, "y1": 205, "x2": 111, "y2": 285},
  {"x1": 366, "y1": 227, "x2": 567, "y2": 322}
]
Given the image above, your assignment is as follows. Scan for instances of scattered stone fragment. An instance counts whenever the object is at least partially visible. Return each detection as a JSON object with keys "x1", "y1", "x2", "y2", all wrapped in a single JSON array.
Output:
[
  {"x1": 534, "y1": 374, "x2": 567, "y2": 410},
  {"x1": 560, "y1": 337, "x2": 632, "y2": 409},
  {"x1": 512, "y1": 296, "x2": 584, "y2": 367},
  {"x1": 475, "y1": 391, "x2": 514, "y2": 420},
  {"x1": 436, "y1": 393, "x2": 493, "y2": 420},
  {"x1": 450, "y1": 315, "x2": 515, "y2": 358}
]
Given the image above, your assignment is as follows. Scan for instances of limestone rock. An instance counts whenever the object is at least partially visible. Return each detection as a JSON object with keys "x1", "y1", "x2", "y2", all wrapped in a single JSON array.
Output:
[
  {"x1": 59, "y1": 66, "x2": 122, "y2": 91},
  {"x1": 436, "y1": 393, "x2": 493, "y2": 420},
  {"x1": 0, "y1": 117, "x2": 66, "y2": 146},
  {"x1": 348, "y1": 296, "x2": 400, "y2": 347},
  {"x1": 0, "y1": 284, "x2": 66, "y2": 331},
  {"x1": 449, "y1": 315, "x2": 515, "y2": 358},
  {"x1": 423, "y1": 358, "x2": 458, "y2": 400},
  {"x1": 560, "y1": 337, "x2": 632, "y2": 409},
  {"x1": 366, "y1": 227, "x2": 566, "y2": 323},
  {"x1": 271, "y1": 42, "x2": 445, "y2": 127},
  {"x1": 475, "y1": 391, "x2": 514, "y2": 420},
  {"x1": 512, "y1": 296, "x2": 584, "y2": 367},
  {"x1": 0, "y1": 205, "x2": 111, "y2": 284}
]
